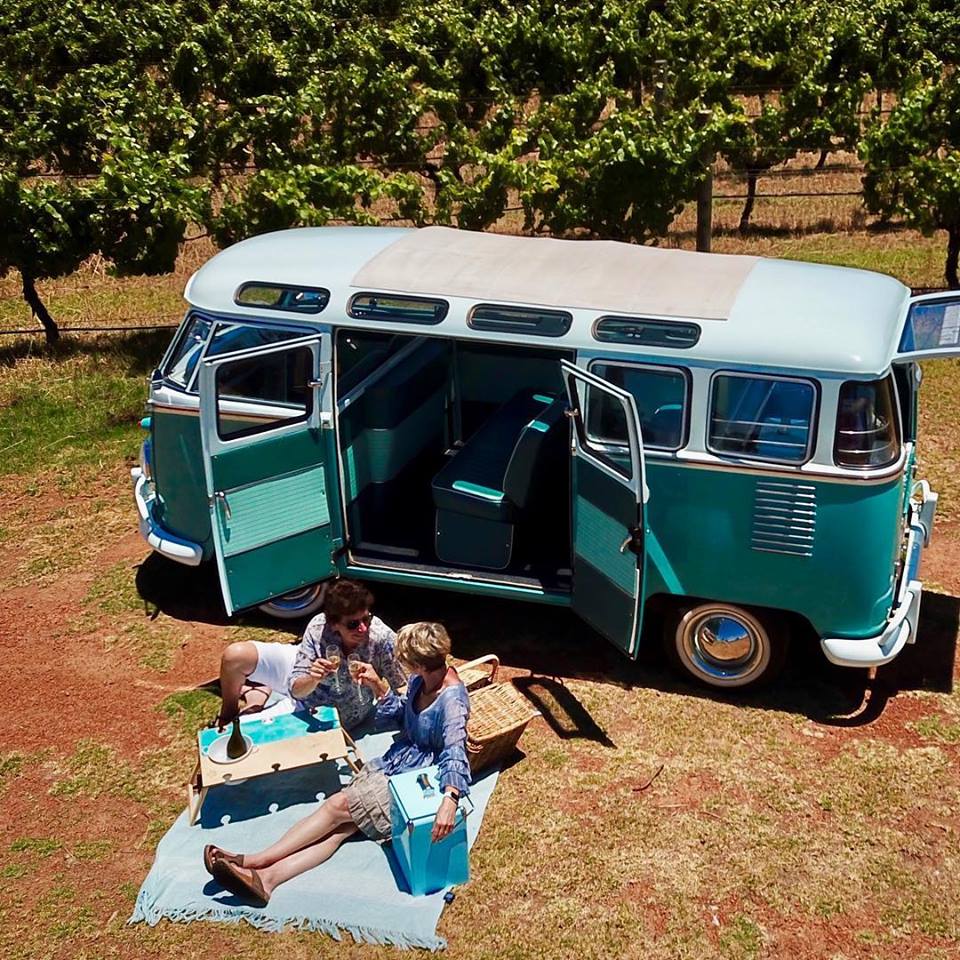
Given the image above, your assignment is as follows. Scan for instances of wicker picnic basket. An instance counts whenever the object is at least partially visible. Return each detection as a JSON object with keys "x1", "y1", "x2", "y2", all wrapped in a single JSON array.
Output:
[
  {"x1": 466, "y1": 681, "x2": 538, "y2": 774},
  {"x1": 455, "y1": 654, "x2": 500, "y2": 691}
]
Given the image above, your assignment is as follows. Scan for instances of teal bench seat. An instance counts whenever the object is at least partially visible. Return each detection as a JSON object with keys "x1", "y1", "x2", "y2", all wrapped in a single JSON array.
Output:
[{"x1": 432, "y1": 392, "x2": 565, "y2": 569}]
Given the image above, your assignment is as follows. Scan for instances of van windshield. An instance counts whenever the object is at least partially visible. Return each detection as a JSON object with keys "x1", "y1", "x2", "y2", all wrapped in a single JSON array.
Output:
[
  {"x1": 161, "y1": 317, "x2": 310, "y2": 392},
  {"x1": 162, "y1": 314, "x2": 213, "y2": 389}
]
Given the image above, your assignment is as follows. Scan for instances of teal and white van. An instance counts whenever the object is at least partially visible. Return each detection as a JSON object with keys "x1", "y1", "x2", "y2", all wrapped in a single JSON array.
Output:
[{"x1": 132, "y1": 226, "x2": 954, "y2": 689}]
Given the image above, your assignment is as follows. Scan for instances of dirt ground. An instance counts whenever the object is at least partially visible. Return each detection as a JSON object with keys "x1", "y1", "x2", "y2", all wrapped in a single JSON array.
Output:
[{"x1": 0, "y1": 457, "x2": 958, "y2": 959}]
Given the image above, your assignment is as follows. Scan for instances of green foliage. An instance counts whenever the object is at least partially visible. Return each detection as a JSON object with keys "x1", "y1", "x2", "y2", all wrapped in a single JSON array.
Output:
[
  {"x1": 3, "y1": 0, "x2": 960, "y2": 334},
  {"x1": 861, "y1": 72, "x2": 960, "y2": 284}
]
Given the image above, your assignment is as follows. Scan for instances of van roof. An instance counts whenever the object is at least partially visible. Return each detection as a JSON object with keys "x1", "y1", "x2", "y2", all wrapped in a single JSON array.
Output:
[{"x1": 184, "y1": 226, "x2": 911, "y2": 377}]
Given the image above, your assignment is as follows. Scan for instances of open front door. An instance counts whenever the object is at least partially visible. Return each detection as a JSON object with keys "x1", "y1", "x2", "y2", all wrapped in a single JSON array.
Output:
[
  {"x1": 562, "y1": 360, "x2": 646, "y2": 658},
  {"x1": 198, "y1": 334, "x2": 337, "y2": 615},
  {"x1": 896, "y1": 292, "x2": 960, "y2": 361}
]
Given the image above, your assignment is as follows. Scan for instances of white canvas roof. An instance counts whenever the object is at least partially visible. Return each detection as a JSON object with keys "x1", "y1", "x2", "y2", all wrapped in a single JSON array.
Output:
[
  {"x1": 184, "y1": 226, "x2": 913, "y2": 376},
  {"x1": 351, "y1": 226, "x2": 759, "y2": 321}
]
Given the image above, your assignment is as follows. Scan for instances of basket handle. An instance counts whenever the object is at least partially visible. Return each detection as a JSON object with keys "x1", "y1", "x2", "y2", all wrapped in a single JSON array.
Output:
[{"x1": 456, "y1": 654, "x2": 500, "y2": 683}]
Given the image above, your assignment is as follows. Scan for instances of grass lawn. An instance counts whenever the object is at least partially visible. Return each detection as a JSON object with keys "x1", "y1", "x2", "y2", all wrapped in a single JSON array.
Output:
[{"x1": 0, "y1": 213, "x2": 959, "y2": 959}]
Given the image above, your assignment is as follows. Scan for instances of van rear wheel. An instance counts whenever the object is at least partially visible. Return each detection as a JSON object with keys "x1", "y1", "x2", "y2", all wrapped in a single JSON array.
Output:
[
  {"x1": 666, "y1": 602, "x2": 788, "y2": 690},
  {"x1": 258, "y1": 582, "x2": 327, "y2": 620}
]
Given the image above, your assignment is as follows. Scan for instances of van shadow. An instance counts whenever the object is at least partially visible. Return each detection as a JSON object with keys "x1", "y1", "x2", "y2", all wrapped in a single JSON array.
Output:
[
  {"x1": 370, "y1": 582, "x2": 960, "y2": 729},
  {"x1": 136, "y1": 554, "x2": 232, "y2": 626},
  {"x1": 136, "y1": 554, "x2": 310, "y2": 637},
  {"x1": 134, "y1": 562, "x2": 959, "y2": 729}
]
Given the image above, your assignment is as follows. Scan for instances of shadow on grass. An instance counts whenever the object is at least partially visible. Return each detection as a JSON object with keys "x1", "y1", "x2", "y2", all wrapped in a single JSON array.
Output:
[
  {"x1": 0, "y1": 328, "x2": 170, "y2": 373},
  {"x1": 136, "y1": 553, "x2": 232, "y2": 627},
  {"x1": 513, "y1": 676, "x2": 616, "y2": 747},
  {"x1": 135, "y1": 557, "x2": 959, "y2": 728}
]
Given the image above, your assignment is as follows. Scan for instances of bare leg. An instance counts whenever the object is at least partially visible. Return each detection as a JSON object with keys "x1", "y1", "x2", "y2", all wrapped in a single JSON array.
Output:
[
  {"x1": 244, "y1": 792, "x2": 353, "y2": 870},
  {"x1": 238, "y1": 684, "x2": 270, "y2": 714},
  {"x1": 217, "y1": 641, "x2": 260, "y2": 726},
  {"x1": 256, "y1": 823, "x2": 358, "y2": 895}
]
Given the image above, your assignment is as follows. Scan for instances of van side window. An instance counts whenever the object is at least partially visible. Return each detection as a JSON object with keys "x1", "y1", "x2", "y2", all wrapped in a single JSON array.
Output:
[
  {"x1": 206, "y1": 323, "x2": 308, "y2": 360},
  {"x1": 349, "y1": 293, "x2": 448, "y2": 325},
  {"x1": 235, "y1": 282, "x2": 329, "y2": 314},
  {"x1": 215, "y1": 346, "x2": 313, "y2": 441},
  {"x1": 709, "y1": 373, "x2": 816, "y2": 464},
  {"x1": 834, "y1": 376, "x2": 901, "y2": 469},
  {"x1": 590, "y1": 363, "x2": 689, "y2": 450}
]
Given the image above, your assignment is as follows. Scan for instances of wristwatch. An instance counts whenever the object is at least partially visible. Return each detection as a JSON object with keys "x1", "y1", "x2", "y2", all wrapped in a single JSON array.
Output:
[{"x1": 446, "y1": 790, "x2": 461, "y2": 805}]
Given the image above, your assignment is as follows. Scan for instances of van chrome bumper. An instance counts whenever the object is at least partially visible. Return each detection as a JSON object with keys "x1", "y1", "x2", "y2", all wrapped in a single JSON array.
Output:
[
  {"x1": 131, "y1": 467, "x2": 203, "y2": 567},
  {"x1": 820, "y1": 481, "x2": 936, "y2": 668}
]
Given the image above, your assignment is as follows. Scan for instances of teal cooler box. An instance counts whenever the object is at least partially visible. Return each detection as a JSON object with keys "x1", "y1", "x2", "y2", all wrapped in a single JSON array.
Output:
[{"x1": 388, "y1": 766, "x2": 470, "y2": 896}]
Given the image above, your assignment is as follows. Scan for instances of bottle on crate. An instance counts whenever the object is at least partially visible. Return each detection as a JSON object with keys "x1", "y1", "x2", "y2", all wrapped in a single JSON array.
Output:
[{"x1": 226, "y1": 717, "x2": 247, "y2": 759}]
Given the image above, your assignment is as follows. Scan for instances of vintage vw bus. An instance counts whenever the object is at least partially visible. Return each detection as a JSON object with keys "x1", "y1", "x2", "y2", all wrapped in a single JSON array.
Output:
[{"x1": 132, "y1": 226, "x2": 954, "y2": 689}]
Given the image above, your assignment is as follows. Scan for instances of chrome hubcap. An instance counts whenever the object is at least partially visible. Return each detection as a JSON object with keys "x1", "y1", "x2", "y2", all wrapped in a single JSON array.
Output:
[
  {"x1": 265, "y1": 584, "x2": 323, "y2": 612},
  {"x1": 680, "y1": 608, "x2": 768, "y2": 684}
]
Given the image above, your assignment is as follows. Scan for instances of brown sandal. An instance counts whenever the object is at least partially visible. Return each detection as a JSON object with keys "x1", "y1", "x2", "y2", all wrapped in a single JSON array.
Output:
[
  {"x1": 203, "y1": 844, "x2": 245, "y2": 877},
  {"x1": 212, "y1": 858, "x2": 270, "y2": 906}
]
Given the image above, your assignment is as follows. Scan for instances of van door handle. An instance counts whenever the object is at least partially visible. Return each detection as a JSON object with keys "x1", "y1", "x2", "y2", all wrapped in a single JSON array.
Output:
[
  {"x1": 619, "y1": 527, "x2": 642, "y2": 554},
  {"x1": 214, "y1": 490, "x2": 232, "y2": 520}
]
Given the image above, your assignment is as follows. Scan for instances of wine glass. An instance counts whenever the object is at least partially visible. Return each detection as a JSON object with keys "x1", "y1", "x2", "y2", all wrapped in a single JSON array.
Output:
[
  {"x1": 348, "y1": 658, "x2": 363, "y2": 687},
  {"x1": 326, "y1": 649, "x2": 342, "y2": 693}
]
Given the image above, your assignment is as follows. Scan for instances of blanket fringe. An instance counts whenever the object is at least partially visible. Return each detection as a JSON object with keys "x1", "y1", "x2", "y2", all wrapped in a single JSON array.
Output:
[{"x1": 128, "y1": 889, "x2": 447, "y2": 951}]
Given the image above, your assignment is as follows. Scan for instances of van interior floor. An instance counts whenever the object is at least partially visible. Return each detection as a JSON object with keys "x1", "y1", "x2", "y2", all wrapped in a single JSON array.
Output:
[
  {"x1": 347, "y1": 451, "x2": 572, "y2": 590},
  {"x1": 346, "y1": 553, "x2": 573, "y2": 594}
]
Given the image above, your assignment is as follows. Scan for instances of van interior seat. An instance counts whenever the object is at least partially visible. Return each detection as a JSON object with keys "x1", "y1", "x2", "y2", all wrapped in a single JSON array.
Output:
[
  {"x1": 339, "y1": 337, "x2": 450, "y2": 513},
  {"x1": 432, "y1": 391, "x2": 566, "y2": 569}
]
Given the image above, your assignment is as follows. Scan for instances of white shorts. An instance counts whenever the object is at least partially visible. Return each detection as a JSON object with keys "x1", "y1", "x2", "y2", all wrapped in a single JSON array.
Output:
[{"x1": 248, "y1": 641, "x2": 299, "y2": 696}]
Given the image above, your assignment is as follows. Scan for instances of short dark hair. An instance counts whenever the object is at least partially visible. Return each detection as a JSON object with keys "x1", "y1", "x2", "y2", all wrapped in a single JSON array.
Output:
[{"x1": 324, "y1": 579, "x2": 374, "y2": 624}]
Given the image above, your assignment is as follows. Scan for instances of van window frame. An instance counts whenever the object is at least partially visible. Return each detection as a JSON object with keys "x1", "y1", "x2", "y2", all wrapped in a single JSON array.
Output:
[
  {"x1": 592, "y1": 316, "x2": 701, "y2": 349},
  {"x1": 348, "y1": 292, "x2": 449, "y2": 325},
  {"x1": 167, "y1": 315, "x2": 318, "y2": 394},
  {"x1": 159, "y1": 311, "x2": 217, "y2": 392},
  {"x1": 586, "y1": 359, "x2": 692, "y2": 453},
  {"x1": 707, "y1": 369, "x2": 820, "y2": 466},
  {"x1": 234, "y1": 281, "x2": 330, "y2": 314},
  {"x1": 213, "y1": 342, "x2": 315, "y2": 442},
  {"x1": 468, "y1": 302, "x2": 573, "y2": 337},
  {"x1": 832, "y1": 373, "x2": 904, "y2": 470}
]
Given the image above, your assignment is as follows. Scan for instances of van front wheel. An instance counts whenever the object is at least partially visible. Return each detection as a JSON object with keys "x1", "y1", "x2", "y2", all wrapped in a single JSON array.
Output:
[
  {"x1": 258, "y1": 582, "x2": 328, "y2": 620},
  {"x1": 666, "y1": 602, "x2": 787, "y2": 690}
]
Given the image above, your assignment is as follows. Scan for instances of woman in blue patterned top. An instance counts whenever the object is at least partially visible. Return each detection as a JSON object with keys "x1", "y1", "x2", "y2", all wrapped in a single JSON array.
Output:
[{"x1": 204, "y1": 622, "x2": 471, "y2": 906}]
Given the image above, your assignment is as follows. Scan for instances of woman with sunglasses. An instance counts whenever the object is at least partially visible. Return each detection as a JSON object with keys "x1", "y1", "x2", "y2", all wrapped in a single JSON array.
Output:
[
  {"x1": 287, "y1": 579, "x2": 407, "y2": 731},
  {"x1": 204, "y1": 622, "x2": 470, "y2": 906}
]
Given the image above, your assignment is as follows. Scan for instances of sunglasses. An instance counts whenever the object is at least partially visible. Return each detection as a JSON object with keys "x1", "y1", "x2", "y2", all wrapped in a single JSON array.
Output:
[{"x1": 344, "y1": 613, "x2": 373, "y2": 631}]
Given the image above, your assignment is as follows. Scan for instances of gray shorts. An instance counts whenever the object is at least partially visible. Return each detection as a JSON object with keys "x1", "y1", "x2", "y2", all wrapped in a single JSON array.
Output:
[{"x1": 345, "y1": 766, "x2": 392, "y2": 841}]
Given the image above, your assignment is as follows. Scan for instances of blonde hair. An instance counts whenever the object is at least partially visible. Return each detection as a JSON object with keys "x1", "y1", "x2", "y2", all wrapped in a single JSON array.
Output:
[{"x1": 395, "y1": 622, "x2": 451, "y2": 672}]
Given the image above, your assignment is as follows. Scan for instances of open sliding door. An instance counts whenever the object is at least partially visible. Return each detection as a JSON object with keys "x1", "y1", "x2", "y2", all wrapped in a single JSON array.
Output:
[
  {"x1": 198, "y1": 334, "x2": 338, "y2": 615},
  {"x1": 562, "y1": 360, "x2": 647, "y2": 658}
]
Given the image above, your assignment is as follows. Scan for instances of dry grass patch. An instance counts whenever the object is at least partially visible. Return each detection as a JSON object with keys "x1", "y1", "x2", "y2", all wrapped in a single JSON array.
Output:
[{"x1": 74, "y1": 559, "x2": 183, "y2": 671}]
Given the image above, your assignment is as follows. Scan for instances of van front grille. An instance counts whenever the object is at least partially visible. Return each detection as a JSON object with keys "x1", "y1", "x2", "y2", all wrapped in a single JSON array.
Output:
[{"x1": 751, "y1": 480, "x2": 816, "y2": 557}]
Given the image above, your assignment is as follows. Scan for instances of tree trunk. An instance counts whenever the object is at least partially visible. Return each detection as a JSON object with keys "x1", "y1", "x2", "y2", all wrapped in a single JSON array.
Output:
[
  {"x1": 21, "y1": 270, "x2": 59, "y2": 344},
  {"x1": 947, "y1": 225, "x2": 960, "y2": 290},
  {"x1": 696, "y1": 166, "x2": 713, "y2": 252},
  {"x1": 815, "y1": 148, "x2": 829, "y2": 170},
  {"x1": 739, "y1": 170, "x2": 758, "y2": 235}
]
